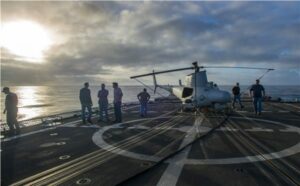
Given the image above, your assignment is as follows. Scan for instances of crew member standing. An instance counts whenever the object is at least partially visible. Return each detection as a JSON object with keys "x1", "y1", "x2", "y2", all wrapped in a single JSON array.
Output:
[
  {"x1": 232, "y1": 82, "x2": 244, "y2": 109},
  {"x1": 250, "y1": 79, "x2": 265, "y2": 115},
  {"x1": 80, "y1": 82, "x2": 93, "y2": 124},
  {"x1": 2, "y1": 87, "x2": 20, "y2": 135},
  {"x1": 98, "y1": 83, "x2": 109, "y2": 122},
  {"x1": 113, "y1": 82, "x2": 123, "y2": 123},
  {"x1": 137, "y1": 88, "x2": 150, "y2": 117}
]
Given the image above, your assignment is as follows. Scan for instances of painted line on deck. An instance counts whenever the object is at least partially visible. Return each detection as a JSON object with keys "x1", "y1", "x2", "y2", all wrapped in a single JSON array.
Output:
[
  {"x1": 2, "y1": 127, "x2": 57, "y2": 142},
  {"x1": 92, "y1": 116, "x2": 177, "y2": 162},
  {"x1": 244, "y1": 128, "x2": 274, "y2": 132},
  {"x1": 1, "y1": 105, "x2": 142, "y2": 142},
  {"x1": 157, "y1": 147, "x2": 191, "y2": 186},
  {"x1": 127, "y1": 111, "x2": 168, "y2": 114},
  {"x1": 93, "y1": 116, "x2": 300, "y2": 165},
  {"x1": 235, "y1": 110, "x2": 293, "y2": 113},
  {"x1": 157, "y1": 116, "x2": 204, "y2": 186},
  {"x1": 1, "y1": 119, "x2": 83, "y2": 142},
  {"x1": 278, "y1": 110, "x2": 290, "y2": 113},
  {"x1": 184, "y1": 117, "x2": 300, "y2": 165},
  {"x1": 285, "y1": 103, "x2": 300, "y2": 109}
]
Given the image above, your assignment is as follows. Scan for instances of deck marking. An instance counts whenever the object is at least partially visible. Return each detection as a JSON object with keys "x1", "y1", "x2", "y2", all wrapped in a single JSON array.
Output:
[
  {"x1": 1, "y1": 105, "x2": 141, "y2": 142},
  {"x1": 157, "y1": 116, "x2": 203, "y2": 186},
  {"x1": 185, "y1": 142, "x2": 300, "y2": 165},
  {"x1": 179, "y1": 117, "x2": 204, "y2": 149},
  {"x1": 93, "y1": 117, "x2": 300, "y2": 165},
  {"x1": 285, "y1": 103, "x2": 300, "y2": 109},
  {"x1": 278, "y1": 110, "x2": 290, "y2": 113},
  {"x1": 129, "y1": 111, "x2": 166, "y2": 114},
  {"x1": 2, "y1": 119, "x2": 86, "y2": 142},
  {"x1": 157, "y1": 147, "x2": 191, "y2": 186},
  {"x1": 92, "y1": 116, "x2": 178, "y2": 162},
  {"x1": 1, "y1": 111, "x2": 172, "y2": 142},
  {"x1": 244, "y1": 127, "x2": 274, "y2": 132},
  {"x1": 2, "y1": 127, "x2": 56, "y2": 142},
  {"x1": 235, "y1": 110, "x2": 293, "y2": 113},
  {"x1": 199, "y1": 140, "x2": 209, "y2": 159},
  {"x1": 217, "y1": 127, "x2": 239, "y2": 132},
  {"x1": 183, "y1": 117, "x2": 300, "y2": 165}
]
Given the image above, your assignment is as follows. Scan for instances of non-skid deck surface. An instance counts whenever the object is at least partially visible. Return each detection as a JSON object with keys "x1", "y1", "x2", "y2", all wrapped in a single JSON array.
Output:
[{"x1": 1, "y1": 102, "x2": 300, "y2": 186}]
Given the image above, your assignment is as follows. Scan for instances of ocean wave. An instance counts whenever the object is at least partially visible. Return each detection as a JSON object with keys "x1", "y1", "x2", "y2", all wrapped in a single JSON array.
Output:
[{"x1": 20, "y1": 104, "x2": 54, "y2": 108}]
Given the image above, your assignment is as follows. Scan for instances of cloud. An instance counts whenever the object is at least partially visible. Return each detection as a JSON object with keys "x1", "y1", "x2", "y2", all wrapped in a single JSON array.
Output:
[
  {"x1": 1, "y1": 1, "x2": 300, "y2": 85},
  {"x1": 1, "y1": 61, "x2": 53, "y2": 85}
]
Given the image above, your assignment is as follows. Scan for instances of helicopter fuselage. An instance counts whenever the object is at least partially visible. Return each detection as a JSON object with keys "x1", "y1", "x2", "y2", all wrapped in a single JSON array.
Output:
[{"x1": 172, "y1": 70, "x2": 231, "y2": 110}]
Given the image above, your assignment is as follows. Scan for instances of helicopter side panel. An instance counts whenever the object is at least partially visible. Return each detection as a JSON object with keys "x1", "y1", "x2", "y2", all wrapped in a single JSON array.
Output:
[
  {"x1": 195, "y1": 88, "x2": 231, "y2": 106},
  {"x1": 205, "y1": 89, "x2": 231, "y2": 103}
]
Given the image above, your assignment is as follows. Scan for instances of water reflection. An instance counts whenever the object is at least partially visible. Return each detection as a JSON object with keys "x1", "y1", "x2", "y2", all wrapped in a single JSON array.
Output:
[
  {"x1": 1, "y1": 86, "x2": 83, "y2": 122},
  {"x1": 1, "y1": 85, "x2": 298, "y2": 123},
  {"x1": 1, "y1": 85, "x2": 165, "y2": 122},
  {"x1": 1, "y1": 86, "x2": 48, "y2": 122},
  {"x1": 16, "y1": 86, "x2": 45, "y2": 120}
]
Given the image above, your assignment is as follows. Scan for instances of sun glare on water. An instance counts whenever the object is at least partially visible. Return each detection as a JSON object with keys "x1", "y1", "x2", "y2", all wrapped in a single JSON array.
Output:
[{"x1": 1, "y1": 21, "x2": 52, "y2": 62}]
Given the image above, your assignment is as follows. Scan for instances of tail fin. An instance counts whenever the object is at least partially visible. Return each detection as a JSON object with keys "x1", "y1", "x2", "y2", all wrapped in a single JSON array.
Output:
[{"x1": 153, "y1": 70, "x2": 158, "y2": 94}]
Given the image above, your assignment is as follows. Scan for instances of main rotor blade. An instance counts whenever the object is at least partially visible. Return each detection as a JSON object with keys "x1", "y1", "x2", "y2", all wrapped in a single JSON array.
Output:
[
  {"x1": 202, "y1": 66, "x2": 275, "y2": 70},
  {"x1": 130, "y1": 67, "x2": 194, "y2": 79}
]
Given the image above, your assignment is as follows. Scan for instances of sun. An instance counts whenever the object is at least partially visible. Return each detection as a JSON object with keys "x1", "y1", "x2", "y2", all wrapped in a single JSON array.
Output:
[{"x1": 0, "y1": 20, "x2": 52, "y2": 62}]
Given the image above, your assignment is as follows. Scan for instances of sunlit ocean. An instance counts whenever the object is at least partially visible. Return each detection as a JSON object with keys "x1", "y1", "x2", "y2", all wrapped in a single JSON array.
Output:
[{"x1": 1, "y1": 85, "x2": 299, "y2": 122}]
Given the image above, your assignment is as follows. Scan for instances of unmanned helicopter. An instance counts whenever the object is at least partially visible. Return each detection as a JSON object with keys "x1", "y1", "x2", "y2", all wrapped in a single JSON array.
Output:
[{"x1": 130, "y1": 61, "x2": 274, "y2": 111}]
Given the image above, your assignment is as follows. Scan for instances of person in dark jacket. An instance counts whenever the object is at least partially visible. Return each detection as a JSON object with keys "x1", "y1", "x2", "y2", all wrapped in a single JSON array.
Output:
[
  {"x1": 113, "y1": 82, "x2": 123, "y2": 123},
  {"x1": 137, "y1": 88, "x2": 151, "y2": 117},
  {"x1": 2, "y1": 87, "x2": 20, "y2": 135},
  {"x1": 80, "y1": 82, "x2": 93, "y2": 124},
  {"x1": 250, "y1": 79, "x2": 265, "y2": 115},
  {"x1": 98, "y1": 83, "x2": 109, "y2": 122},
  {"x1": 232, "y1": 82, "x2": 244, "y2": 109}
]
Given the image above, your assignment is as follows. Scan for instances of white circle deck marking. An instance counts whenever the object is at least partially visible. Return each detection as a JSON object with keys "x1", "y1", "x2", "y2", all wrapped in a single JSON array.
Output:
[
  {"x1": 92, "y1": 116, "x2": 300, "y2": 165},
  {"x1": 40, "y1": 142, "x2": 58, "y2": 148}
]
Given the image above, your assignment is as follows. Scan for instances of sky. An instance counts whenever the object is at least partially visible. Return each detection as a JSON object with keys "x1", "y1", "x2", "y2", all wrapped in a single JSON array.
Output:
[{"x1": 1, "y1": 1, "x2": 300, "y2": 86}]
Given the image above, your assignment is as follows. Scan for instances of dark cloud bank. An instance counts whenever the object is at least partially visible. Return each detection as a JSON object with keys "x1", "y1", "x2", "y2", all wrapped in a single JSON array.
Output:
[{"x1": 1, "y1": 1, "x2": 299, "y2": 85}]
